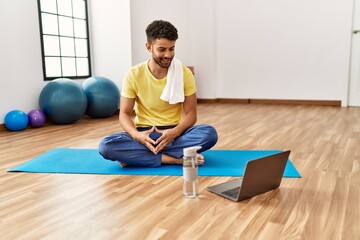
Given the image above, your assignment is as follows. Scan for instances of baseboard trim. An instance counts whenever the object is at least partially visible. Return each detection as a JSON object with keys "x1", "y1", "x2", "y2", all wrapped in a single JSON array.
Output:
[
  {"x1": 197, "y1": 98, "x2": 249, "y2": 104},
  {"x1": 198, "y1": 98, "x2": 341, "y2": 106}
]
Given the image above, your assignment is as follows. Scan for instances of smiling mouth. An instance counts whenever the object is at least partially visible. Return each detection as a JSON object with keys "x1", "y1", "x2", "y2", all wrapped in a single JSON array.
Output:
[{"x1": 154, "y1": 57, "x2": 172, "y2": 68}]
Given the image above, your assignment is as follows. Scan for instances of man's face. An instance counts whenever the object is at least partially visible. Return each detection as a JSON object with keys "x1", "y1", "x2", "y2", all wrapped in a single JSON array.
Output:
[{"x1": 147, "y1": 38, "x2": 176, "y2": 68}]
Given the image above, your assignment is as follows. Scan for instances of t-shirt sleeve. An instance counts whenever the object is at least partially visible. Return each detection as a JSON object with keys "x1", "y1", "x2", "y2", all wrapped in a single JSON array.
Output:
[
  {"x1": 183, "y1": 66, "x2": 197, "y2": 96},
  {"x1": 121, "y1": 69, "x2": 137, "y2": 99}
]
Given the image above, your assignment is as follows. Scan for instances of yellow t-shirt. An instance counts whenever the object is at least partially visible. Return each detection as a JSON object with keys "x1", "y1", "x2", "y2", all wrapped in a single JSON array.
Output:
[{"x1": 121, "y1": 61, "x2": 196, "y2": 127}]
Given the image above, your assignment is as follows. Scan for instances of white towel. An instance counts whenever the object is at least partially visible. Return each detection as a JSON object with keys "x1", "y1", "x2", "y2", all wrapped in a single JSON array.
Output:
[{"x1": 160, "y1": 58, "x2": 184, "y2": 104}]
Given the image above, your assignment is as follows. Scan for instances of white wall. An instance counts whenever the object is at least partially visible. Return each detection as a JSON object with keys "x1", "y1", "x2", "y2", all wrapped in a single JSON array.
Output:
[
  {"x1": 189, "y1": 0, "x2": 218, "y2": 99},
  {"x1": 0, "y1": 1, "x2": 45, "y2": 124},
  {"x1": 88, "y1": 0, "x2": 132, "y2": 91},
  {"x1": 130, "y1": 0, "x2": 354, "y2": 104},
  {"x1": 216, "y1": 0, "x2": 353, "y2": 104},
  {"x1": 0, "y1": 1, "x2": 132, "y2": 124}
]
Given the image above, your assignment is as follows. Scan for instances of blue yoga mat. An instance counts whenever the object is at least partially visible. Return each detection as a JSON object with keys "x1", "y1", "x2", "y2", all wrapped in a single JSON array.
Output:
[{"x1": 8, "y1": 148, "x2": 301, "y2": 177}]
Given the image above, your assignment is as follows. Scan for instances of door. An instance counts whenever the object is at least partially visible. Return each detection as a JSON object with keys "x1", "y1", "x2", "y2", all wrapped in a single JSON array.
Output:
[{"x1": 348, "y1": 0, "x2": 360, "y2": 106}]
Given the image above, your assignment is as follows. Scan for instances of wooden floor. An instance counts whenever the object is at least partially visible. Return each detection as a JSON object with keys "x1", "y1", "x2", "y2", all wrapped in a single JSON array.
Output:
[{"x1": 0, "y1": 103, "x2": 359, "y2": 240}]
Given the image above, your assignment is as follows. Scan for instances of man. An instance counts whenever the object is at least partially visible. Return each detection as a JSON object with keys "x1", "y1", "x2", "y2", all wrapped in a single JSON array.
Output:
[{"x1": 99, "y1": 20, "x2": 218, "y2": 167}]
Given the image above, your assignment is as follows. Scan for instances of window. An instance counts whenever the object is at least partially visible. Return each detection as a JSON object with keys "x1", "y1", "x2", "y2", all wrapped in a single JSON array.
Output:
[{"x1": 38, "y1": 0, "x2": 91, "y2": 80}]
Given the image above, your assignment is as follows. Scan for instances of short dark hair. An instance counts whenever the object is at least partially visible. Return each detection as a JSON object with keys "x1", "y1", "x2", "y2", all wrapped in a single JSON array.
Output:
[{"x1": 145, "y1": 20, "x2": 178, "y2": 43}]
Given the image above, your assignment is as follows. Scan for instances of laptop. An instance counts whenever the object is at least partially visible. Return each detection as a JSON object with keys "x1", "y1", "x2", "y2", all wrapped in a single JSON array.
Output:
[{"x1": 207, "y1": 150, "x2": 291, "y2": 201}]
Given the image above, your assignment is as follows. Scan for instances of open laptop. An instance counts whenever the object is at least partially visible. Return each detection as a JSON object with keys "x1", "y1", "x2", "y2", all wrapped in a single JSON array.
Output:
[{"x1": 207, "y1": 150, "x2": 291, "y2": 201}]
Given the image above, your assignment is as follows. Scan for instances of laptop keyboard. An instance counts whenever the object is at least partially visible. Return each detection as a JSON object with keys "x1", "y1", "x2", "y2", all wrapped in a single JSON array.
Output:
[{"x1": 222, "y1": 187, "x2": 241, "y2": 198}]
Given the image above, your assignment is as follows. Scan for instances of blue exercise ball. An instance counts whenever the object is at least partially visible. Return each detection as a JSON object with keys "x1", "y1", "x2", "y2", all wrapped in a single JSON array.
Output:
[
  {"x1": 39, "y1": 78, "x2": 88, "y2": 124},
  {"x1": 4, "y1": 110, "x2": 29, "y2": 131},
  {"x1": 82, "y1": 76, "x2": 120, "y2": 118}
]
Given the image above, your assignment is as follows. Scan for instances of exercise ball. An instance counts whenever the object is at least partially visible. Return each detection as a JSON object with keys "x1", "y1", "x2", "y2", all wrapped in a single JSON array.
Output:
[
  {"x1": 27, "y1": 109, "x2": 46, "y2": 128},
  {"x1": 4, "y1": 110, "x2": 29, "y2": 131},
  {"x1": 39, "y1": 78, "x2": 87, "y2": 124},
  {"x1": 82, "y1": 76, "x2": 120, "y2": 118}
]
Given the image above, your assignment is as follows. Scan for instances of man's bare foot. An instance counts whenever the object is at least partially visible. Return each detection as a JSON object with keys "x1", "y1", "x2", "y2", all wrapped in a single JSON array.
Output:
[
  {"x1": 161, "y1": 153, "x2": 205, "y2": 166},
  {"x1": 197, "y1": 153, "x2": 205, "y2": 166},
  {"x1": 119, "y1": 162, "x2": 128, "y2": 168}
]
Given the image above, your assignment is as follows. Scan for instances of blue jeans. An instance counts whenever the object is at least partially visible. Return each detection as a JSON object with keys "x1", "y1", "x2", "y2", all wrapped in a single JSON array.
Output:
[{"x1": 98, "y1": 124, "x2": 218, "y2": 167}]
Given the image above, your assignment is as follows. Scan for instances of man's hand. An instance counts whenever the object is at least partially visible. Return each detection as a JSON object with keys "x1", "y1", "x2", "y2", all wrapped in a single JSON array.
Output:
[
  {"x1": 154, "y1": 127, "x2": 179, "y2": 154},
  {"x1": 134, "y1": 126, "x2": 179, "y2": 154},
  {"x1": 134, "y1": 126, "x2": 157, "y2": 154}
]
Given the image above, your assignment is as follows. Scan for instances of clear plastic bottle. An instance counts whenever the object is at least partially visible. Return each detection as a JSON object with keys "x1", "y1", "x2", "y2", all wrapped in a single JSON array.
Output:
[{"x1": 183, "y1": 146, "x2": 202, "y2": 198}]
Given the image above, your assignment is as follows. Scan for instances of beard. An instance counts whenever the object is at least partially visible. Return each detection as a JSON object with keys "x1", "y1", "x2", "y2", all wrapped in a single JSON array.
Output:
[{"x1": 152, "y1": 56, "x2": 173, "y2": 69}]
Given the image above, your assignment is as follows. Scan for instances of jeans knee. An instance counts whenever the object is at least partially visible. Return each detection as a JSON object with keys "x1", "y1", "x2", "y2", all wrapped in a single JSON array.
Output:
[
  {"x1": 208, "y1": 125, "x2": 218, "y2": 146},
  {"x1": 98, "y1": 138, "x2": 112, "y2": 160},
  {"x1": 199, "y1": 124, "x2": 218, "y2": 147}
]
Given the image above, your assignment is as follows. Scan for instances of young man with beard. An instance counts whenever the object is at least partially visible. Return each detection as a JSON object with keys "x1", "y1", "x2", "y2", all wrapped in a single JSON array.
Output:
[{"x1": 99, "y1": 20, "x2": 218, "y2": 167}]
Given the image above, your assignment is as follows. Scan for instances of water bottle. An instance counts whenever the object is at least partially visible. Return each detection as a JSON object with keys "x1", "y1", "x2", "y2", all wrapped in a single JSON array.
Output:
[{"x1": 183, "y1": 146, "x2": 202, "y2": 198}]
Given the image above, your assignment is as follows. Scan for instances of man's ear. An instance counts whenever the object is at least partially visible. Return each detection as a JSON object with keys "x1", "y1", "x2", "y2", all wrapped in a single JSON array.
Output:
[{"x1": 146, "y1": 42, "x2": 152, "y2": 52}]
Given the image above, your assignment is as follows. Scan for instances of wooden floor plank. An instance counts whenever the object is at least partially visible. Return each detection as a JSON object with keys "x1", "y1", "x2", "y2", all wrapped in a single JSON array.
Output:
[{"x1": 1, "y1": 103, "x2": 360, "y2": 239}]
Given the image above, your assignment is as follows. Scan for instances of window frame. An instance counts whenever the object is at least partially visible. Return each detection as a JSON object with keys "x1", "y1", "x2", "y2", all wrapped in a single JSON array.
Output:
[{"x1": 37, "y1": 0, "x2": 92, "y2": 81}]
